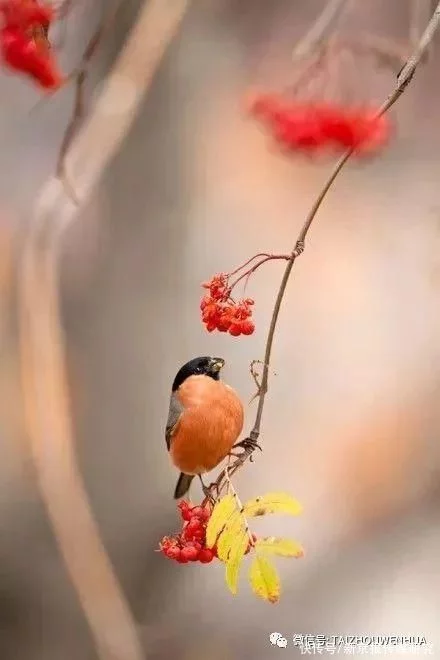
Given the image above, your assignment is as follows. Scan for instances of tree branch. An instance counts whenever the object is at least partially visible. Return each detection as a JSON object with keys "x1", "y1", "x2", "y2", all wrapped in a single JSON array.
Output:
[{"x1": 18, "y1": 1, "x2": 190, "y2": 659}]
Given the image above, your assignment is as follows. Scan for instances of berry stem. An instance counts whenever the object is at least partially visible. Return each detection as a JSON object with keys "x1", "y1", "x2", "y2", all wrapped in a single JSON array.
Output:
[
  {"x1": 291, "y1": 0, "x2": 351, "y2": 61},
  {"x1": 228, "y1": 254, "x2": 290, "y2": 291},
  {"x1": 228, "y1": 252, "x2": 277, "y2": 277}
]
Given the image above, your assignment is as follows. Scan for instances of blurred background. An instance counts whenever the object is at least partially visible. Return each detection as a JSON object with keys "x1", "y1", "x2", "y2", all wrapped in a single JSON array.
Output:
[{"x1": 1, "y1": 0, "x2": 440, "y2": 658}]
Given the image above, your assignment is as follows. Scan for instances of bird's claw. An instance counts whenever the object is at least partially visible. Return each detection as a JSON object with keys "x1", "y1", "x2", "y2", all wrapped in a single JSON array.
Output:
[{"x1": 233, "y1": 437, "x2": 262, "y2": 453}]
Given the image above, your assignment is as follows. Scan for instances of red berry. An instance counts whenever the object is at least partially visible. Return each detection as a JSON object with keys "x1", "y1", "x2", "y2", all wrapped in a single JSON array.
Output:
[
  {"x1": 188, "y1": 517, "x2": 202, "y2": 530},
  {"x1": 181, "y1": 545, "x2": 199, "y2": 562},
  {"x1": 181, "y1": 527, "x2": 193, "y2": 541},
  {"x1": 182, "y1": 518, "x2": 204, "y2": 541},
  {"x1": 228, "y1": 323, "x2": 242, "y2": 336},
  {"x1": 165, "y1": 546, "x2": 181, "y2": 560},
  {"x1": 178, "y1": 500, "x2": 192, "y2": 521},
  {"x1": 216, "y1": 316, "x2": 230, "y2": 332},
  {"x1": 190, "y1": 506, "x2": 206, "y2": 520},
  {"x1": 241, "y1": 319, "x2": 255, "y2": 335},
  {"x1": 198, "y1": 548, "x2": 215, "y2": 563},
  {"x1": 192, "y1": 529, "x2": 205, "y2": 541}
]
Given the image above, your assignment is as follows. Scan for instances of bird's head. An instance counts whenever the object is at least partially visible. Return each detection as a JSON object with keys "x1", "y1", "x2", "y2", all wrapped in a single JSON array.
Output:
[{"x1": 172, "y1": 356, "x2": 225, "y2": 392}]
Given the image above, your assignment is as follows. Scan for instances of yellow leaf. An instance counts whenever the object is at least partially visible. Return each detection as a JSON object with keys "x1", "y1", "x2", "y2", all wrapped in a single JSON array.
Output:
[
  {"x1": 243, "y1": 492, "x2": 302, "y2": 517},
  {"x1": 249, "y1": 554, "x2": 280, "y2": 603},
  {"x1": 217, "y1": 511, "x2": 245, "y2": 562},
  {"x1": 255, "y1": 537, "x2": 304, "y2": 558},
  {"x1": 225, "y1": 531, "x2": 248, "y2": 595},
  {"x1": 206, "y1": 494, "x2": 236, "y2": 548}
]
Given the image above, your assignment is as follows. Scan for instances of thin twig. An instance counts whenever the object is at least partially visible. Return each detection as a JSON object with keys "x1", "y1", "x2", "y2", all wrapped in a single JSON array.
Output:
[
  {"x1": 18, "y1": 1, "x2": 190, "y2": 659},
  {"x1": 292, "y1": 0, "x2": 352, "y2": 61},
  {"x1": 229, "y1": 254, "x2": 290, "y2": 290},
  {"x1": 209, "y1": 0, "x2": 440, "y2": 498},
  {"x1": 228, "y1": 252, "x2": 283, "y2": 277},
  {"x1": 56, "y1": 1, "x2": 123, "y2": 203},
  {"x1": 343, "y1": 33, "x2": 411, "y2": 70}
]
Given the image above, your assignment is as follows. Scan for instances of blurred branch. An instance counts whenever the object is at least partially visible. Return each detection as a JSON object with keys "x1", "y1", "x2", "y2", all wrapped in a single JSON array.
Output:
[
  {"x1": 56, "y1": 1, "x2": 123, "y2": 203},
  {"x1": 292, "y1": 0, "x2": 352, "y2": 61},
  {"x1": 209, "y1": 0, "x2": 440, "y2": 498},
  {"x1": 18, "y1": 1, "x2": 190, "y2": 659},
  {"x1": 345, "y1": 33, "x2": 411, "y2": 69}
]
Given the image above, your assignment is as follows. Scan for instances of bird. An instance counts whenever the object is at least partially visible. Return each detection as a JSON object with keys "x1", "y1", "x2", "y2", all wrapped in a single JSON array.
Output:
[{"x1": 165, "y1": 356, "x2": 244, "y2": 499}]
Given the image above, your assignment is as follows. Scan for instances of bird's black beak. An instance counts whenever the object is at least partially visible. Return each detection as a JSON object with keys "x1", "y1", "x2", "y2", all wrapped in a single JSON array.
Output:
[{"x1": 209, "y1": 357, "x2": 225, "y2": 373}]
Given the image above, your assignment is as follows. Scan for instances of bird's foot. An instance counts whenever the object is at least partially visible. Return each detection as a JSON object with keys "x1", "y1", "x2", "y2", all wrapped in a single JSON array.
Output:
[{"x1": 232, "y1": 436, "x2": 262, "y2": 454}]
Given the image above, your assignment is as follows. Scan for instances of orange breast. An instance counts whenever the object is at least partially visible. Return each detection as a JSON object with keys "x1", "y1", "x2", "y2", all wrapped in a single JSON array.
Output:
[{"x1": 170, "y1": 375, "x2": 244, "y2": 475}]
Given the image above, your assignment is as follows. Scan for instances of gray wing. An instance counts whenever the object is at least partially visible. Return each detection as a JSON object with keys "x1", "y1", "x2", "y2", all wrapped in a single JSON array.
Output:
[{"x1": 165, "y1": 392, "x2": 184, "y2": 451}]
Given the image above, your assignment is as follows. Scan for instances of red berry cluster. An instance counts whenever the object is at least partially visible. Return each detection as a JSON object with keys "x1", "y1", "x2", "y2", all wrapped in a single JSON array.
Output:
[
  {"x1": 0, "y1": 0, "x2": 63, "y2": 89},
  {"x1": 246, "y1": 93, "x2": 391, "y2": 156},
  {"x1": 159, "y1": 501, "x2": 217, "y2": 564},
  {"x1": 200, "y1": 274, "x2": 255, "y2": 336}
]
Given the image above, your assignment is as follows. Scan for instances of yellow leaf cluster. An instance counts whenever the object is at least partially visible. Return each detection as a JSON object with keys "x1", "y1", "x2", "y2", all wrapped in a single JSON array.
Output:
[{"x1": 206, "y1": 491, "x2": 304, "y2": 603}]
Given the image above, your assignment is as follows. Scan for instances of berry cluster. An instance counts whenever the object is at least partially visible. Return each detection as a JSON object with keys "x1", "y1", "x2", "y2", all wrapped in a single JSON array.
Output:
[
  {"x1": 201, "y1": 273, "x2": 255, "y2": 336},
  {"x1": 159, "y1": 500, "x2": 217, "y2": 564},
  {"x1": 247, "y1": 93, "x2": 391, "y2": 156},
  {"x1": 0, "y1": 0, "x2": 63, "y2": 89}
]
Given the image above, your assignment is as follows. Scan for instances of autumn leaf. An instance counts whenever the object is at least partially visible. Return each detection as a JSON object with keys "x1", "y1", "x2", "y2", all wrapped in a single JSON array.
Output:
[
  {"x1": 216, "y1": 511, "x2": 245, "y2": 562},
  {"x1": 249, "y1": 553, "x2": 281, "y2": 603},
  {"x1": 225, "y1": 530, "x2": 249, "y2": 595},
  {"x1": 206, "y1": 494, "x2": 236, "y2": 548},
  {"x1": 254, "y1": 536, "x2": 304, "y2": 558},
  {"x1": 243, "y1": 492, "x2": 303, "y2": 517}
]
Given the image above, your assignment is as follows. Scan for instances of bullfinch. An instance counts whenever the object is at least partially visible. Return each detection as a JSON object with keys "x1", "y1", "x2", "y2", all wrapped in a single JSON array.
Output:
[{"x1": 166, "y1": 356, "x2": 244, "y2": 499}]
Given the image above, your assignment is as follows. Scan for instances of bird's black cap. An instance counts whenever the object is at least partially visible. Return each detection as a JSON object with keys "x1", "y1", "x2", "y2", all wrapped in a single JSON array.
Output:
[{"x1": 172, "y1": 356, "x2": 225, "y2": 392}]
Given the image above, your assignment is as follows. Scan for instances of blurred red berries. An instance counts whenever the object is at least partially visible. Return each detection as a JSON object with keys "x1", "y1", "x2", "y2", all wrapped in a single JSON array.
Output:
[
  {"x1": 0, "y1": 0, "x2": 63, "y2": 89},
  {"x1": 201, "y1": 273, "x2": 255, "y2": 337},
  {"x1": 246, "y1": 92, "x2": 391, "y2": 157},
  {"x1": 0, "y1": 0, "x2": 53, "y2": 29}
]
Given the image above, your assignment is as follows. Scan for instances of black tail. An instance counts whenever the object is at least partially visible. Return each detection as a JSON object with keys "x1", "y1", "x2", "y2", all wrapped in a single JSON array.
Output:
[{"x1": 174, "y1": 473, "x2": 194, "y2": 499}]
